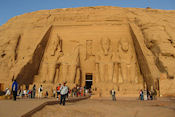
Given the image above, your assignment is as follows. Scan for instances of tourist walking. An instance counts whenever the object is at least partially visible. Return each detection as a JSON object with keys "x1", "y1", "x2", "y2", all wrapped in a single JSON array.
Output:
[
  {"x1": 111, "y1": 89, "x2": 116, "y2": 101},
  {"x1": 56, "y1": 84, "x2": 61, "y2": 100},
  {"x1": 38, "y1": 85, "x2": 43, "y2": 98},
  {"x1": 60, "y1": 82, "x2": 68, "y2": 106},
  {"x1": 12, "y1": 80, "x2": 18, "y2": 101},
  {"x1": 32, "y1": 84, "x2": 36, "y2": 98}
]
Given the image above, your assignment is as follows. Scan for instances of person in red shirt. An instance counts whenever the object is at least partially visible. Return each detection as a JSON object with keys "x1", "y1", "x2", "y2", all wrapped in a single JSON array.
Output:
[{"x1": 56, "y1": 84, "x2": 61, "y2": 100}]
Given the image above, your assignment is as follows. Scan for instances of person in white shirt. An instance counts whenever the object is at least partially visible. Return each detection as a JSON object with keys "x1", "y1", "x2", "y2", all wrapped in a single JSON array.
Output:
[
  {"x1": 38, "y1": 85, "x2": 43, "y2": 98},
  {"x1": 60, "y1": 82, "x2": 68, "y2": 105}
]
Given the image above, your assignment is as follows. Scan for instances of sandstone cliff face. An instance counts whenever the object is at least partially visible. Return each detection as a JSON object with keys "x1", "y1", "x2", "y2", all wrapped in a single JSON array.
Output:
[{"x1": 0, "y1": 6, "x2": 175, "y2": 96}]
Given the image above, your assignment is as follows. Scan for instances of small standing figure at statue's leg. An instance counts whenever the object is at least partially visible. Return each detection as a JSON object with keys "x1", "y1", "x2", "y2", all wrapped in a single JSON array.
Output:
[
  {"x1": 111, "y1": 88, "x2": 116, "y2": 101},
  {"x1": 139, "y1": 89, "x2": 144, "y2": 100}
]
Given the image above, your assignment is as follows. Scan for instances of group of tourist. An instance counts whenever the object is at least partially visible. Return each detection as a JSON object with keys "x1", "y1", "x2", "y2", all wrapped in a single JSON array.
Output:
[
  {"x1": 6, "y1": 80, "x2": 158, "y2": 103},
  {"x1": 54, "y1": 84, "x2": 90, "y2": 99},
  {"x1": 52, "y1": 82, "x2": 89, "y2": 105},
  {"x1": 17, "y1": 84, "x2": 38, "y2": 99},
  {"x1": 3, "y1": 80, "x2": 159, "y2": 106},
  {"x1": 139, "y1": 89, "x2": 157, "y2": 100},
  {"x1": 10, "y1": 80, "x2": 44, "y2": 100},
  {"x1": 9, "y1": 80, "x2": 68, "y2": 104},
  {"x1": 109, "y1": 88, "x2": 158, "y2": 101},
  {"x1": 8, "y1": 80, "x2": 116, "y2": 103},
  {"x1": 3, "y1": 80, "x2": 43, "y2": 100},
  {"x1": 68, "y1": 86, "x2": 90, "y2": 97},
  {"x1": 8, "y1": 80, "x2": 115, "y2": 104},
  {"x1": 7, "y1": 80, "x2": 90, "y2": 106}
]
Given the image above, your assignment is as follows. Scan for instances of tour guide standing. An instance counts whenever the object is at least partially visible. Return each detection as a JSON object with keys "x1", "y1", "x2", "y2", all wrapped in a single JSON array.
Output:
[
  {"x1": 60, "y1": 82, "x2": 68, "y2": 105},
  {"x1": 12, "y1": 80, "x2": 18, "y2": 101}
]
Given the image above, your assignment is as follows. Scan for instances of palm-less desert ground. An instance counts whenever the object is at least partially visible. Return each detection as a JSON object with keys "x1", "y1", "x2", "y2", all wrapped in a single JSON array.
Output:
[{"x1": 32, "y1": 98, "x2": 175, "y2": 117}]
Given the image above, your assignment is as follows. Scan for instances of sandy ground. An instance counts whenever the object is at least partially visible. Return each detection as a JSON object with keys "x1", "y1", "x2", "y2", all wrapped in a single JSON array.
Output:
[
  {"x1": 0, "y1": 98, "x2": 56, "y2": 117},
  {"x1": 32, "y1": 98, "x2": 175, "y2": 117}
]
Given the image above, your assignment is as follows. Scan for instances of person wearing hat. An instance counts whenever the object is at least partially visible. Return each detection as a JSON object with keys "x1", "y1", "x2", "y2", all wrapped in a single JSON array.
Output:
[{"x1": 60, "y1": 82, "x2": 68, "y2": 106}]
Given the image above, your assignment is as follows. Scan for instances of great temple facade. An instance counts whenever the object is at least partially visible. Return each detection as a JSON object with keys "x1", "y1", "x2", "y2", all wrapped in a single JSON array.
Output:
[
  {"x1": 0, "y1": 6, "x2": 175, "y2": 97},
  {"x1": 34, "y1": 25, "x2": 143, "y2": 97}
]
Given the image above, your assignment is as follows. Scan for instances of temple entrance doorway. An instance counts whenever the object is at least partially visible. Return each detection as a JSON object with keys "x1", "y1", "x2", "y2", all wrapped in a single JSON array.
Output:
[{"x1": 85, "y1": 73, "x2": 93, "y2": 89}]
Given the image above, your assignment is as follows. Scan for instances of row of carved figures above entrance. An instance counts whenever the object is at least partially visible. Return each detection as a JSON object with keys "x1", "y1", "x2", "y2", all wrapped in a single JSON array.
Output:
[{"x1": 35, "y1": 36, "x2": 140, "y2": 85}]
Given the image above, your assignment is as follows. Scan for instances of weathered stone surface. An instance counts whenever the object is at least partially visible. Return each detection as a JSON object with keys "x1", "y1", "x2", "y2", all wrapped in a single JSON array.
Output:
[{"x1": 0, "y1": 6, "x2": 175, "y2": 97}]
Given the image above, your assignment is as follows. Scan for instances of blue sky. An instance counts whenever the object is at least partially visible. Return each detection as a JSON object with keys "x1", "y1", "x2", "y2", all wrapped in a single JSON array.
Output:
[{"x1": 0, "y1": 0, "x2": 175, "y2": 25}]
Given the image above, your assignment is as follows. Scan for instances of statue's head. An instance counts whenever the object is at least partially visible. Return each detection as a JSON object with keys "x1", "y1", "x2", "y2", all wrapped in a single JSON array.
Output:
[
  {"x1": 101, "y1": 37, "x2": 111, "y2": 55},
  {"x1": 120, "y1": 38, "x2": 129, "y2": 51}
]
